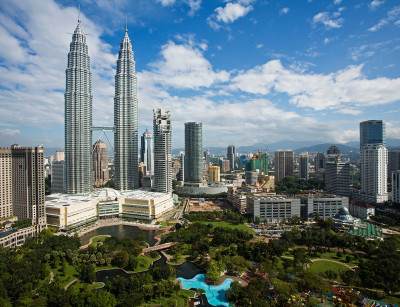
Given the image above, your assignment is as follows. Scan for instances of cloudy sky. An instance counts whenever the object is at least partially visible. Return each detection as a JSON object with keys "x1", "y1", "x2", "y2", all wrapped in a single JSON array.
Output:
[{"x1": 0, "y1": 0, "x2": 399, "y2": 150}]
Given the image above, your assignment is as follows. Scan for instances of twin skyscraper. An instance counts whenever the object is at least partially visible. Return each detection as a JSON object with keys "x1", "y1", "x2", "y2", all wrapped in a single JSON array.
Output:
[{"x1": 65, "y1": 20, "x2": 139, "y2": 194}]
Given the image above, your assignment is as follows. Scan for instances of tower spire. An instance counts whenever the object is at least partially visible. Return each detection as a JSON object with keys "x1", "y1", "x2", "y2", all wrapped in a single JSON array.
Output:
[
  {"x1": 78, "y1": 4, "x2": 81, "y2": 23},
  {"x1": 125, "y1": 16, "x2": 128, "y2": 32}
]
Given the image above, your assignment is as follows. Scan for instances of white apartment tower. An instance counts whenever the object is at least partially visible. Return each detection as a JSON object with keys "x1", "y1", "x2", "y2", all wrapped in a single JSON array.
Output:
[
  {"x1": 141, "y1": 129, "x2": 154, "y2": 176},
  {"x1": 360, "y1": 144, "x2": 388, "y2": 203},
  {"x1": 0, "y1": 148, "x2": 12, "y2": 218},
  {"x1": 65, "y1": 20, "x2": 93, "y2": 194},
  {"x1": 114, "y1": 28, "x2": 139, "y2": 190},
  {"x1": 153, "y1": 109, "x2": 172, "y2": 194}
]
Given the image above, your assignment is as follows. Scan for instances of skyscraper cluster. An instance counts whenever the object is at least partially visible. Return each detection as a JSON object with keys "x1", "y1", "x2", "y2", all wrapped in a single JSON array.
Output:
[{"x1": 64, "y1": 21, "x2": 141, "y2": 193}]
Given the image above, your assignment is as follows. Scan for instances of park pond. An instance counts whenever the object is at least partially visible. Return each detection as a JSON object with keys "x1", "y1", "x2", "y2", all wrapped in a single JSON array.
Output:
[
  {"x1": 79, "y1": 225, "x2": 160, "y2": 246},
  {"x1": 85, "y1": 225, "x2": 232, "y2": 306}
]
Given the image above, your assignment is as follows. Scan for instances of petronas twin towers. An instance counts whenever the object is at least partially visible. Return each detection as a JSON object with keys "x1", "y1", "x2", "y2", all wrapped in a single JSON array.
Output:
[{"x1": 65, "y1": 20, "x2": 138, "y2": 194}]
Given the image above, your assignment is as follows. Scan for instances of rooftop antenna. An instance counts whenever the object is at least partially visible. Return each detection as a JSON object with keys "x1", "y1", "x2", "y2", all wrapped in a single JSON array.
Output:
[
  {"x1": 125, "y1": 15, "x2": 128, "y2": 32},
  {"x1": 78, "y1": 4, "x2": 81, "y2": 23}
]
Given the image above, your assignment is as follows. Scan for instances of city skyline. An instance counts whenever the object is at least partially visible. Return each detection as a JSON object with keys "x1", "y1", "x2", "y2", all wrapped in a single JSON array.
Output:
[{"x1": 1, "y1": 0, "x2": 400, "y2": 149}]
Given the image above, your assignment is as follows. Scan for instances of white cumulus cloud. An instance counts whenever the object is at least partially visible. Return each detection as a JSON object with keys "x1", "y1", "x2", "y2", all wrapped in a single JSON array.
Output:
[{"x1": 312, "y1": 8, "x2": 345, "y2": 29}]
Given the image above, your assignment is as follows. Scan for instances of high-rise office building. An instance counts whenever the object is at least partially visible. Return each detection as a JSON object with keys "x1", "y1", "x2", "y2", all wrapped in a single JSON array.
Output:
[
  {"x1": 220, "y1": 159, "x2": 230, "y2": 172},
  {"x1": 55, "y1": 151, "x2": 65, "y2": 162},
  {"x1": 153, "y1": 109, "x2": 172, "y2": 193},
  {"x1": 227, "y1": 145, "x2": 235, "y2": 170},
  {"x1": 314, "y1": 152, "x2": 325, "y2": 172},
  {"x1": 65, "y1": 20, "x2": 93, "y2": 194},
  {"x1": 298, "y1": 153, "x2": 309, "y2": 180},
  {"x1": 204, "y1": 150, "x2": 211, "y2": 169},
  {"x1": 114, "y1": 28, "x2": 138, "y2": 191},
  {"x1": 93, "y1": 140, "x2": 109, "y2": 187},
  {"x1": 178, "y1": 153, "x2": 185, "y2": 182},
  {"x1": 325, "y1": 156, "x2": 350, "y2": 197},
  {"x1": 326, "y1": 145, "x2": 340, "y2": 163},
  {"x1": 141, "y1": 129, "x2": 154, "y2": 176},
  {"x1": 184, "y1": 122, "x2": 203, "y2": 183},
  {"x1": 208, "y1": 166, "x2": 220, "y2": 182},
  {"x1": 0, "y1": 148, "x2": 12, "y2": 218},
  {"x1": 359, "y1": 120, "x2": 388, "y2": 203},
  {"x1": 51, "y1": 161, "x2": 66, "y2": 194},
  {"x1": 393, "y1": 170, "x2": 400, "y2": 204},
  {"x1": 360, "y1": 120, "x2": 385, "y2": 150},
  {"x1": 388, "y1": 150, "x2": 400, "y2": 183},
  {"x1": 360, "y1": 144, "x2": 388, "y2": 203},
  {"x1": 274, "y1": 150, "x2": 294, "y2": 181},
  {"x1": 11, "y1": 145, "x2": 46, "y2": 227}
]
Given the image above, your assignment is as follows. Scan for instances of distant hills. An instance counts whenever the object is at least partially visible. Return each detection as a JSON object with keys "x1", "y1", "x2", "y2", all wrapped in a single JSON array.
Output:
[{"x1": 45, "y1": 138, "x2": 400, "y2": 158}]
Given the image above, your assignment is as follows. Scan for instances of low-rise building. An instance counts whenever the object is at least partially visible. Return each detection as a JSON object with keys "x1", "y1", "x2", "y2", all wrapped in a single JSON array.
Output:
[
  {"x1": 0, "y1": 226, "x2": 37, "y2": 248},
  {"x1": 299, "y1": 194, "x2": 349, "y2": 220},
  {"x1": 247, "y1": 195, "x2": 301, "y2": 222},
  {"x1": 45, "y1": 188, "x2": 174, "y2": 230},
  {"x1": 349, "y1": 200, "x2": 375, "y2": 220}
]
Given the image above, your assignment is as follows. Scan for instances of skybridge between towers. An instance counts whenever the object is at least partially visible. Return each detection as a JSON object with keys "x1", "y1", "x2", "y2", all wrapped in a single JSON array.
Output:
[{"x1": 91, "y1": 126, "x2": 115, "y2": 153}]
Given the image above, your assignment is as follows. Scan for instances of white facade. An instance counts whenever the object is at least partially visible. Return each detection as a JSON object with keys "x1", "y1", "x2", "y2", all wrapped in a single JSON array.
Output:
[
  {"x1": 114, "y1": 29, "x2": 139, "y2": 190},
  {"x1": 300, "y1": 195, "x2": 348, "y2": 219},
  {"x1": 141, "y1": 130, "x2": 154, "y2": 176},
  {"x1": 0, "y1": 148, "x2": 12, "y2": 218},
  {"x1": 65, "y1": 21, "x2": 93, "y2": 194},
  {"x1": 393, "y1": 170, "x2": 400, "y2": 204},
  {"x1": 153, "y1": 109, "x2": 172, "y2": 194},
  {"x1": 349, "y1": 201, "x2": 375, "y2": 220},
  {"x1": 248, "y1": 195, "x2": 301, "y2": 222},
  {"x1": 360, "y1": 144, "x2": 388, "y2": 203},
  {"x1": 45, "y1": 188, "x2": 174, "y2": 230}
]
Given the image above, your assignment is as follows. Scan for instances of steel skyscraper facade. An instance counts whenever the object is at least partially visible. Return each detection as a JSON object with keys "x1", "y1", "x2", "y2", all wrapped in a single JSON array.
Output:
[
  {"x1": 153, "y1": 109, "x2": 172, "y2": 193},
  {"x1": 65, "y1": 21, "x2": 93, "y2": 194},
  {"x1": 141, "y1": 129, "x2": 154, "y2": 176},
  {"x1": 114, "y1": 28, "x2": 139, "y2": 190},
  {"x1": 184, "y1": 122, "x2": 203, "y2": 183},
  {"x1": 227, "y1": 145, "x2": 235, "y2": 170}
]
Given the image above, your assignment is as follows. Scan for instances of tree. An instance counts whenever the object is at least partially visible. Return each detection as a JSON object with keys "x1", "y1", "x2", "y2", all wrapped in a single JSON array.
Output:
[
  {"x1": 206, "y1": 260, "x2": 221, "y2": 282},
  {"x1": 86, "y1": 291, "x2": 117, "y2": 307},
  {"x1": 79, "y1": 263, "x2": 96, "y2": 284},
  {"x1": 113, "y1": 250, "x2": 129, "y2": 268}
]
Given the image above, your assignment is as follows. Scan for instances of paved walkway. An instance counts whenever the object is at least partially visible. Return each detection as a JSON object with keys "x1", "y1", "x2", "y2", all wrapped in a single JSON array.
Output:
[
  {"x1": 49, "y1": 271, "x2": 54, "y2": 284},
  {"x1": 64, "y1": 278, "x2": 78, "y2": 290}
]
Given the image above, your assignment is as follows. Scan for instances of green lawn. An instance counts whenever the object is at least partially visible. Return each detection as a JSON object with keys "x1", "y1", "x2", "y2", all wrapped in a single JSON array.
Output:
[
  {"x1": 90, "y1": 235, "x2": 110, "y2": 246},
  {"x1": 159, "y1": 221, "x2": 178, "y2": 227},
  {"x1": 308, "y1": 260, "x2": 351, "y2": 276},
  {"x1": 309, "y1": 251, "x2": 359, "y2": 267},
  {"x1": 94, "y1": 254, "x2": 160, "y2": 273},
  {"x1": 47, "y1": 261, "x2": 79, "y2": 288},
  {"x1": 197, "y1": 221, "x2": 253, "y2": 234}
]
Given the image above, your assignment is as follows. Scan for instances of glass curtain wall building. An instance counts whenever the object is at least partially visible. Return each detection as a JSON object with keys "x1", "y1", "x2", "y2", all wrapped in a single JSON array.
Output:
[
  {"x1": 184, "y1": 122, "x2": 203, "y2": 183},
  {"x1": 65, "y1": 20, "x2": 93, "y2": 194},
  {"x1": 114, "y1": 28, "x2": 139, "y2": 190},
  {"x1": 153, "y1": 109, "x2": 172, "y2": 193}
]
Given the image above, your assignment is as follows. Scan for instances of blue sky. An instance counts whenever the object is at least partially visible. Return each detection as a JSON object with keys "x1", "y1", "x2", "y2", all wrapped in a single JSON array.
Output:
[{"x1": 0, "y1": 0, "x2": 399, "y2": 150}]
